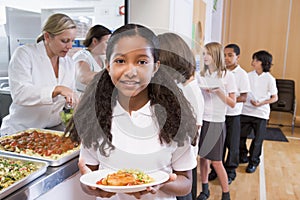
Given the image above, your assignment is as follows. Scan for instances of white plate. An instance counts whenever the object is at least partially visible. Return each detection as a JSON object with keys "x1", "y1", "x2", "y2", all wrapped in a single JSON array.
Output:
[
  {"x1": 199, "y1": 85, "x2": 219, "y2": 90},
  {"x1": 80, "y1": 169, "x2": 169, "y2": 193}
]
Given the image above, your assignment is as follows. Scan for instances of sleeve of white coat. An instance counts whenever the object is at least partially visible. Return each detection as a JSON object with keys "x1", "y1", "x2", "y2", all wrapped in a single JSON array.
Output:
[{"x1": 9, "y1": 46, "x2": 55, "y2": 106}]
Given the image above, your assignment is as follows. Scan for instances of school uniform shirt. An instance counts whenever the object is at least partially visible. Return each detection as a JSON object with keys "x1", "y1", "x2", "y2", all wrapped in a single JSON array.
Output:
[
  {"x1": 177, "y1": 79, "x2": 204, "y2": 157},
  {"x1": 72, "y1": 49, "x2": 103, "y2": 92},
  {"x1": 0, "y1": 41, "x2": 76, "y2": 136},
  {"x1": 241, "y1": 70, "x2": 278, "y2": 120},
  {"x1": 177, "y1": 79, "x2": 204, "y2": 126},
  {"x1": 80, "y1": 101, "x2": 197, "y2": 200},
  {"x1": 197, "y1": 70, "x2": 237, "y2": 123},
  {"x1": 226, "y1": 65, "x2": 251, "y2": 116}
]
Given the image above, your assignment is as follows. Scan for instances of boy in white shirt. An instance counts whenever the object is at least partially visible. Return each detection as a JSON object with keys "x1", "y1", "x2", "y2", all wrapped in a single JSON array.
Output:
[{"x1": 239, "y1": 50, "x2": 278, "y2": 173}]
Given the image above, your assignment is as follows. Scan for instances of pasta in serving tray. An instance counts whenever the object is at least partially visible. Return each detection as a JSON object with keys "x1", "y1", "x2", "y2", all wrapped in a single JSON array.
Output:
[{"x1": 0, "y1": 129, "x2": 80, "y2": 166}]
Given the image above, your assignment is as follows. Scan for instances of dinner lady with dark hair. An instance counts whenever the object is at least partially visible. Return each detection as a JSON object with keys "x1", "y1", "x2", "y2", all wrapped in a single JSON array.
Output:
[{"x1": 73, "y1": 24, "x2": 111, "y2": 92}]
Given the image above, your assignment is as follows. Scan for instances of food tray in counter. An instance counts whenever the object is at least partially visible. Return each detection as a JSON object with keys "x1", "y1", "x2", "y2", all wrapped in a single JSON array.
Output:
[
  {"x1": 0, "y1": 154, "x2": 48, "y2": 199},
  {"x1": 0, "y1": 128, "x2": 80, "y2": 166}
]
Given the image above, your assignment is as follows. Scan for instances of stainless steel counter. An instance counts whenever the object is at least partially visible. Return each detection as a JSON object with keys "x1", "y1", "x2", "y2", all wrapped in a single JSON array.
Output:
[{"x1": 2, "y1": 156, "x2": 79, "y2": 200}]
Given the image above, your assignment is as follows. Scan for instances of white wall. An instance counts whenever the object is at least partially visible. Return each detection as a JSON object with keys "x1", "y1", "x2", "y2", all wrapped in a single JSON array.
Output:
[
  {"x1": 0, "y1": 0, "x2": 125, "y2": 29},
  {"x1": 129, "y1": 0, "x2": 193, "y2": 44},
  {"x1": 204, "y1": 0, "x2": 224, "y2": 44},
  {"x1": 211, "y1": 0, "x2": 224, "y2": 42},
  {"x1": 129, "y1": 0, "x2": 171, "y2": 33},
  {"x1": 169, "y1": 0, "x2": 193, "y2": 41}
]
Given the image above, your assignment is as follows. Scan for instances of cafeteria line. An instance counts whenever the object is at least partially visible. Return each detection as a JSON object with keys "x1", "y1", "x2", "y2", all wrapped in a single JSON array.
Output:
[
  {"x1": 0, "y1": 0, "x2": 195, "y2": 200},
  {"x1": 0, "y1": 0, "x2": 242, "y2": 199}
]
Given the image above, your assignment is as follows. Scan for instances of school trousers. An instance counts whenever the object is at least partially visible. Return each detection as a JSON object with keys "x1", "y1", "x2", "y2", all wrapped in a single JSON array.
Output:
[
  {"x1": 239, "y1": 115, "x2": 267, "y2": 166},
  {"x1": 223, "y1": 115, "x2": 240, "y2": 178}
]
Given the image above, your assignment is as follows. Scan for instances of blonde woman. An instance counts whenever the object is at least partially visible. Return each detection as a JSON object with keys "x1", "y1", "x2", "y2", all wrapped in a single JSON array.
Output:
[
  {"x1": 197, "y1": 42, "x2": 236, "y2": 200},
  {"x1": 0, "y1": 13, "x2": 77, "y2": 136}
]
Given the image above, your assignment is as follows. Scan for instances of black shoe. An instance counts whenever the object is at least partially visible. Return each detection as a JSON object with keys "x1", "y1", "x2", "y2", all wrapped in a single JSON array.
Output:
[
  {"x1": 239, "y1": 156, "x2": 249, "y2": 164},
  {"x1": 246, "y1": 164, "x2": 257, "y2": 173},
  {"x1": 197, "y1": 191, "x2": 210, "y2": 200},
  {"x1": 222, "y1": 192, "x2": 231, "y2": 200},
  {"x1": 228, "y1": 177, "x2": 233, "y2": 185},
  {"x1": 208, "y1": 171, "x2": 217, "y2": 181}
]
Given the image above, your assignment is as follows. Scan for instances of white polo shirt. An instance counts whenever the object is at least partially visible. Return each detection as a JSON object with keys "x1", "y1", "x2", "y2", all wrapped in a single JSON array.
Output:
[
  {"x1": 242, "y1": 70, "x2": 278, "y2": 119},
  {"x1": 226, "y1": 65, "x2": 250, "y2": 116},
  {"x1": 177, "y1": 79, "x2": 204, "y2": 157},
  {"x1": 80, "y1": 101, "x2": 196, "y2": 200},
  {"x1": 177, "y1": 79, "x2": 204, "y2": 126},
  {"x1": 197, "y1": 70, "x2": 237, "y2": 122}
]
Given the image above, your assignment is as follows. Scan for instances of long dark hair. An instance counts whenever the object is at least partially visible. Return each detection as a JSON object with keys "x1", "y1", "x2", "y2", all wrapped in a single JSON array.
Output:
[{"x1": 65, "y1": 24, "x2": 198, "y2": 156}]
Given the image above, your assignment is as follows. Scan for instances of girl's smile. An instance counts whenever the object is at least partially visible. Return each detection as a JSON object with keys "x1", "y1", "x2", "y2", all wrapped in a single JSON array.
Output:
[{"x1": 107, "y1": 36, "x2": 159, "y2": 99}]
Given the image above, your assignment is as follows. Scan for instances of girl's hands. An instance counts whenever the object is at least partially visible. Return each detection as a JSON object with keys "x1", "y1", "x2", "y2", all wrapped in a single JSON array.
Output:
[
  {"x1": 126, "y1": 173, "x2": 177, "y2": 199},
  {"x1": 78, "y1": 158, "x2": 116, "y2": 198},
  {"x1": 78, "y1": 158, "x2": 92, "y2": 175}
]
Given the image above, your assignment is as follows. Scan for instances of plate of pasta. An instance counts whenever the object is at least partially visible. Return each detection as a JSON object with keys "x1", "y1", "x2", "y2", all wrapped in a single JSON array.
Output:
[
  {"x1": 80, "y1": 169, "x2": 169, "y2": 193},
  {"x1": 198, "y1": 84, "x2": 219, "y2": 90}
]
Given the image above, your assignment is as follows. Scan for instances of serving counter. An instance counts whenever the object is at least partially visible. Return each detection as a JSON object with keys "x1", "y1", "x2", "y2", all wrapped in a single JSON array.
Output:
[{"x1": 2, "y1": 156, "x2": 79, "y2": 200}]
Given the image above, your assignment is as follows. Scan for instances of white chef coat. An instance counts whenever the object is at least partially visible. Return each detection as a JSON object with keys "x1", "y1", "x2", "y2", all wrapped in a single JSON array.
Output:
[{"x1": 0, "y1": 41, "x2": 76, "y2": 136}]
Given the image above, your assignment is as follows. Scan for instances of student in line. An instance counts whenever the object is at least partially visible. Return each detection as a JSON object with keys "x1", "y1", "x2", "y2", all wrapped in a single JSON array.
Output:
[
  {"x1": 158, "y1": 32, "x2": 204, "y2": 200},
  {"x1": 239, "y1": 50, "x2": 278, "y2": 173},
  {"x1": 66, "y1": 23, "x2": 199, "y2": 200},
  {"x1": 197, "y1": 42, "x2": 237, "y2": 200}
]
